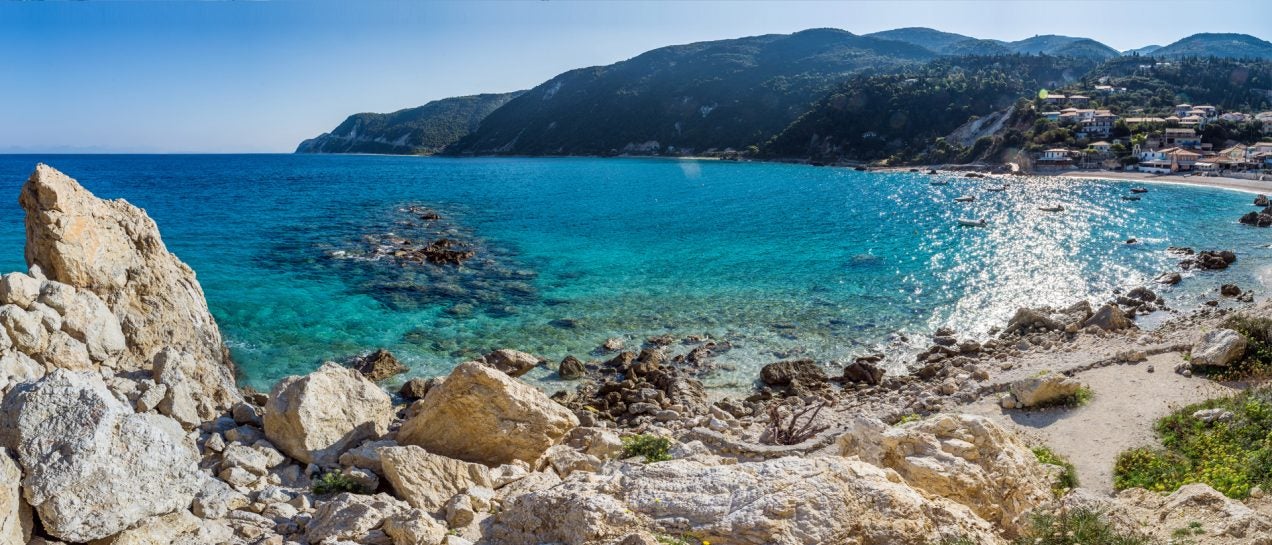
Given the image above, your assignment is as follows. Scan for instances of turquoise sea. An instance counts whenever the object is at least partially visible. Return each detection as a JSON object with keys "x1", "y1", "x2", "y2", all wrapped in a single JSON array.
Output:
[{"x1": 0, "y1": 155, "x2": 1268, "y2": 391}]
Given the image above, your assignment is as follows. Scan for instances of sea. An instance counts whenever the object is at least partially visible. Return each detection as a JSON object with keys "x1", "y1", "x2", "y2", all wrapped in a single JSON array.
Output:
[{"x1": 1, "y1": 154, "x2": 1268, "y2": 392}]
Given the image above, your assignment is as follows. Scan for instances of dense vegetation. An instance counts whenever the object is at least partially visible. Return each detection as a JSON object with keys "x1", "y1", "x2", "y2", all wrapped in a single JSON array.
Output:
[
  {"x1": 1150, "y1": 32, "x2": 1272, "y2": 59},
  {"x1": 1079, "y1": 56, "x2": 1272, "y2": 114},
  {"x1": 1113, "y1": 386, "x2": 1272, "y2": 499},
  {"x1": 868, "y1": 29, "x2": 1119, "y2": 60},
  {"x1": 447, "y1": 29, "x2": 937, "y2": 156},
  {"x1": 762, "y1": 55, "x2": 1097, "y2": 163},
  {"x1": 295, "y1": 92, "x2": 522, "y2": 154}
]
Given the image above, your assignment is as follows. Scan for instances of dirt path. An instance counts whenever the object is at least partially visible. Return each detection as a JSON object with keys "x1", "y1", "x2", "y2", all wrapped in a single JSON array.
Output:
[{"x1": 962, "y1": 351, "x2": 1236, "y2": 494}]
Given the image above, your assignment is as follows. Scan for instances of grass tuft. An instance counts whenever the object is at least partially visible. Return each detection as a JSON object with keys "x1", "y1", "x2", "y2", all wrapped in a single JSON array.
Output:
[
  {"x1": 1011, "y1": 508, "x2": 1152, "y2": 545},
  {"x1": 311, "y1": 470, "x2": 367, "y2": 495},
  {"x1": 622, "y1": 434, "x2": 672, "y2": 463},
  {"x1": 1033, "y1": 446, "x2": 1079, "y2": 497}
]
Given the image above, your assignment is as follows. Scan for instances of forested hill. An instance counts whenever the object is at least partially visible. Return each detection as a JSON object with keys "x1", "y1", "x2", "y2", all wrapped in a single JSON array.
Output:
[
  {"x1": 295, "y1": 92, "x2": 522, "y2": 155},
  {"x1": 1080, "y1": 57, "x2": 1272, "y2": 114},
  {"x1": 445, "y1": 29, "x2": 937, "y2": 156},
  {"x1": 762, "y1": 55, "x2": 1099, "y2": 162},
  {"x1": 1150, "y1": 33, "x2": 1272, "y2": 59}
]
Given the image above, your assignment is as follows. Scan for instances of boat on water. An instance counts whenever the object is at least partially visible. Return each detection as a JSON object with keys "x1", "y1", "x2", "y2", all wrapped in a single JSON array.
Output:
[
  {"x1": 986, "y1": 186, "x2": 1007, "y2": 192},
  {"x1": 930, "y1": 180, "x2": 949, "y2": 186},
  {"x1": 954, "y1": 196, "x2": 975, "y2": 202},
  {"x1": 1038, "y1": 205, "x2": 1065, "y2": 212},
  {"x1": 1122, "y1": 196, "x2": 1141, "y2": 201},
  {"x1": 957, "y1": 218, "x2": 987, "y2": 227},
  {"x1": 1131, "y1": 187, "x2": 1148, "y2": 193}
]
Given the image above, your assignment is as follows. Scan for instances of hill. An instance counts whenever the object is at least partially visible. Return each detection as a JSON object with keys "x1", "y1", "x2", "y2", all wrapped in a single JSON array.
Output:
[
  {"x1": 868, "y1": 28, "x2": 1120, "y2": 60},
  {"x1": 763, "y1": 55, "x2": 1099, "y2": 163},
  {"x1": 1079, "y1": 56, "x2": 1272, "y2": 114},
  {"x1": 866, "y1": 27, "x2": 977, "y2": 53},
  {"x1": 1006, "y1": 35, "x2": 1121, "y2": 60},
  {"x1": 295, "y1": 92, "x2": 522, "y2": 155},
  {"x1": 1123, "y1": 45, "x2": 1162, "y2": 56},
  {"x1": 447, "y1": 29, "x2": 936, "y2": 156},
  {"x1": 1150, "y1": 33, "x2": 1272, "y2": 59}
]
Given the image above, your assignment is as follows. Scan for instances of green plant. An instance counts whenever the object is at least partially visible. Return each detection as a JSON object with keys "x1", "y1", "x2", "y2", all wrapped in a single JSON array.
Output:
[
  {"x1": 896, "y1": 413, "x2": 922, "y2": 426},
  {"x1": 1201, "y1": 315, "x2": 1272, "y2": 379},
  {"x1": 1113, "y1": 386, "x2": 1272, "y2": 498},
  {"x1": 1012, "y1": 508, "x2": 1152, "y2": 545},
  {"x1": 1033, "y1": 385, "x2": 1094, "y2": 409},
  {"x1": 935, "y1": 537, "x2": 978, "y2": 545},
  {"x1": 311, "y1": 471, "x2": 366, "y2": 495},
  {"x1": 1033, "y1": 446, "x2": 1079, "y2": 497},
  {"x1": 623, "y1": 434, "x2": 672, "y2": 463}
]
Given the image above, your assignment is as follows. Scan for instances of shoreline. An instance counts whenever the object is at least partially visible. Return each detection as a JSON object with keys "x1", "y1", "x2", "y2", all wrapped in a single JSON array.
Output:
[{"x1": 1047, "y1": 169, "x2": 1272, "y2": 195}]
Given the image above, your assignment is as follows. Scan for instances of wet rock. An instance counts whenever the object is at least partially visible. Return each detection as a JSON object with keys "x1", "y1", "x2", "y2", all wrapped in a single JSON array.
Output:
[
  {"x1": 558, "y1": 356, "x2": 586, "y2": 380},
  {"x1": 397, "y1": 361, "x2": 578, "y2": 466},
  {"x1": 601, "y1": 337, "x2": 624, "y2": 352},
  {"x1": 348, "y1": 349, "x2": 408, "y2": 382},
  {"x1": 1002, "y1": 308, "x2": 1062, "y2": 336},
  {"x1": 398, "y1": 377, "x2": 439, "y2": 401},
  {"x1": 759, "y1": 359, "x2": 827, "y2": 386},
  {"x1": 263, "y1": 362, "x2": 394, "y2": 465},
  {"x1": 476, "y1": 349, "x2": 542, "y2": 378},
  {"x1": 1155, "y1": 272, "x2": 1182, "y2": 285},
  {"x1": 1182, "y1": 250, "x2": 1237, "y2": 270},
  {"x1": 1083, "y1": 304, "x2": 1133, "y2": 331},
  {"x1": 1221, "y1": 284, "x2": 1242, "y2": 297},
  {"x1": 842, "y1": 360, "x2": 885, "y2": 386},
  {"x1": 1190, "y1": 329, "x2": 1247, "y2": 367}
]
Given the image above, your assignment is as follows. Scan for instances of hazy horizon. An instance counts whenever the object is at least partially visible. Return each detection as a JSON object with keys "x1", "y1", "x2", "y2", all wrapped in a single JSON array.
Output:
[{"x1": 3, "y1": 0, "x2": 1269, "y2": 154}]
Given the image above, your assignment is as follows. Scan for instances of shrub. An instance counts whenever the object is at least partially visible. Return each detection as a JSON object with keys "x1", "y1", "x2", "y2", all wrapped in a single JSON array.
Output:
[
  {"x1": 311, "y1": 470, "x2": 366, "y2": 495},
  {"x1": 622, "y1": 434, "x2": 672, "y2": 463},
  {"x1": 1209, "y1": 315, "x2": 1272, "y2": 379},
  {"x1": 1012, "y1": 508, "x2": 1152, "y2": 545},
  {"x1": 1033, "y1": 446, "x2": 1079, "y2": 497},
  {"x1": 1113, "y1": 386, "x2": 1272, "y2": 498}
]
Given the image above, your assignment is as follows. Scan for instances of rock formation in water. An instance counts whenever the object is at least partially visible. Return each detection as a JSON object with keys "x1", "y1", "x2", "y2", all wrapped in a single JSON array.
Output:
[{"x1": 2, "y1": 164, "x2": 1269, "y2": 545}]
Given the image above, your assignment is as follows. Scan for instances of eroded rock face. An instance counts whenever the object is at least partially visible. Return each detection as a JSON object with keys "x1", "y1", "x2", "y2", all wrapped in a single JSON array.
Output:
[
  {"x1": 397, "y1": 361, "x2": 578, "y2": 466},
  {"x1": 487, "y1": 456, "x2": 1004, "y2": 545},
  {"x1": 379, "y1": 445, "x2": 493, "y2": 513},
  {"x1": 153, "y1": 348, "x2": 242, "y2": 429},
  {"x1": 19, "y1": 165, "x2": 241, "y2": 408},
  {"x1": 1191, "y1": 329, "x2": 1247, "y2": 367},
  {"x1": 263, "y1": 363, "x2": 393, "y2": 465},
  {"x1": 837, "y1": 414, "x2": 1053, "y2": 537},
  {"x1": 0, "y1": 448, "x2": 31, "y2": 545},
  {"x1": 0, "y1": 370, "x2": 200, "y2": 542}
]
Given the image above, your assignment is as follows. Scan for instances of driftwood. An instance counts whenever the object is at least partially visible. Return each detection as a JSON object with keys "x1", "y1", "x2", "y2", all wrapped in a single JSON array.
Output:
[{"x1": 764, "y1": 400, "x2": 828, "y2": 445}]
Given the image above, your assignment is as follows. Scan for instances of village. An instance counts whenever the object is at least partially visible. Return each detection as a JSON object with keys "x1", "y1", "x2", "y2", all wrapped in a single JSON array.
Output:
[{"x1": 1032, "y1": 86, "x2": 1272, "y2": 176}]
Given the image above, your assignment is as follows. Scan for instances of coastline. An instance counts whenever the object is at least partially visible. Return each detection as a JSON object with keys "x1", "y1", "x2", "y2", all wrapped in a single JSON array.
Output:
[{"x1": 1049, "y1": 169, "x2": 1272, "y2": 195}]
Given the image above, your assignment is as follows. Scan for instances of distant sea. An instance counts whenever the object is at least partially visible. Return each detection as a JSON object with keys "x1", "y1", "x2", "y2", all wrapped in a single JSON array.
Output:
[{"x1": 1, "y1": 155, "x2": 1268, "y2": 392}]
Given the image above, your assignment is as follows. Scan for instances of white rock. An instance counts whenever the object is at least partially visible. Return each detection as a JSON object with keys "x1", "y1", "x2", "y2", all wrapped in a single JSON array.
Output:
[
  {"x1": 1191, "y1": 328, "x2": 1247, "y2": 367},
  {"x1": 1008, "y1": 374, "x2": 1082, "y2": 408},
  {"x1": 153, "y1": 348, "x2": 241, "y2": 429},
  {"x1": 378, "y1": 445, "x2": 493, "y2": 513},
  {"x1": 0, "y1": 448, "x2": 32, "y2": 545},
  {"x1": 306, "y1": 492, "x2": 409, "y2": 544},
  {"x1": 263, "y1": 362, "x2": 393, "y2": 465},
  {"x1": 0, "y1": 273, "x2": 41, "y2": 309},
  {"x1": 382, "y1": 508, "x2": 447, "y2": 545},
  {"x1": 0, "y1": 305, "x2": 46, "y2": 355}
]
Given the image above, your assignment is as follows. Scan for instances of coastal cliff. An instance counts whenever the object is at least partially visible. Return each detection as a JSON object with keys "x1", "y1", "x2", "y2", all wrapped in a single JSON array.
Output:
[
  {"x1": 1, "y1": 165, "x2": 1270, "y2": 545},
  {"x1": 295, "y1": 93, "x2": 523, "y2": 155}
]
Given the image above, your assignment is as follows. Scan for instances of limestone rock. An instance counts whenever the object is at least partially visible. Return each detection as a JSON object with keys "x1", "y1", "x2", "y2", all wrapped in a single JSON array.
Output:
[
  {"x1": 0, "y1": 448, "x2": 31, "y2": 545},
  {"x1": 476, "y1": 349, "x2": 541, "y2": 377},
  {"x1": 397, "y1": 361, "x2": 577, "y2": 466},
  {"x1": 1083, "y1": 303, "x2": 1133, "y2": 331},
  {"x1": 379, "y1": 445, "x2": 493, "y2": 513},
  {"x1": 0, "y1": 370, "x2": 200, "y2": 542},
  {"x1": 837, "y1": 414, "x2": 1054, "y2": 536},
  {"x1": 1008, "y1": 374, "x2": 1082, "y2": 408},
  {"x1": 153, "y1": 348, "x2": 241, "y2": 429},
  {"x1": 340, "y1": 439, "x2": 398, "y2": 475},
  {"x1": 307, "y1": 492, "x2": 410, "y2": 544},
  {"x1": 382, "y1": 508, "x2": 448, "y2": 545},
  {"x1": 1190, "y1": 328, "x2": 1247, "y2": 367},
  {"x1": 558, "y1": 355, "x2": 586, "y2": 380},
  {"x1": 487, "y1": 456, "x2": 1004, "y2": 545},
  {"x1": 99, "y1": 509, "x2": 233, "y2": 545},
  {"x1": 263, "y1": 362, "x2": 393, "y2": 465},
  {"x1": 20, "y1": 164, "x2": 238, "y2": 402},
  {"x1": 348, "y1": 349, "x2": 407, "y2": 382},
  {"x1": 759, "y1": 359, "x2": 827, "y2": 386},
  {"x1": 0, "y1": 273, "x2": 40, "y2": 309}
]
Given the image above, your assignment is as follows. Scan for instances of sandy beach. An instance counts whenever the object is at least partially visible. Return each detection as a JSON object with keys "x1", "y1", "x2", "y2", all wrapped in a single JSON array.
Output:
[{"x1": 1052, "y1": 169, "x2": 1272, "y2": 195}]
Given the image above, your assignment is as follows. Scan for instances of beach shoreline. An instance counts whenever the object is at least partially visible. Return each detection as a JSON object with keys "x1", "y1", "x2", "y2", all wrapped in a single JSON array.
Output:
[{"x1": 1048, "y1": 169, "x2": 1272, "y2": 195}]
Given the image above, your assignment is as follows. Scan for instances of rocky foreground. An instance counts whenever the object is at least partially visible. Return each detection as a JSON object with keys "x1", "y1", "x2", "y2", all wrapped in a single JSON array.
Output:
[{"x1": 1, "y1": 164, "x2": 1270, "y2": 545}]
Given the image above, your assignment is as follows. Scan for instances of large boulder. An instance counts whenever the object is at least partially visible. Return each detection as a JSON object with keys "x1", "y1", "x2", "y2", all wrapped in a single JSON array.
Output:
[
  {"x1": 103, "y1": 510, "x2": 233, "y2": 545},
  {"x1": 1005, "y1": 374, "x2": 1082, "y2": 408},
  {"x1": 476, "y1": 349, "x2": 542, "y2": 377},
  {"x1": 378, "y1": 445, "x2": 493, "y2": 513},
  {"x1": 1001, "y1": 307, "x2": 1063, "y2": 336},
  {"x1": 0, "y1": 370, "x2": 201, "y2": 542},
  {"x1": 759, "y1": 359, "x2": 827, "y2": 386},
  {"x1": 1083, "y1": 303, "x2": 1133, "y2": 331},
  {"x1": 348, "y1": 348, "x2": 407, "y2": 382},
  {"x1": 486, "y1": 456, "x2": 1004, "y2": 545},
  {"x1": 152, "y1": 348, "x2": 242, "y2": 429},
  {"x1": 837, "y1": 414, "x2": 1054, "y2": 536},
  {"x1": 306, "y1": 492, "x2": 411, "y2": 544},
  {"x1": 19, "y1": 165, "x2": 240, "y2": 408},
  {"x1": 1190, "y1": 329, "x2": 1247, "y2": 367},
  {"x1": 397, "y1": 361, "x2": 578, "y2": 466},
  {"x1": 0, "y1": 448, "x2": 31, "y2": 545},
  {"x1": 263, "y1": 362, "x2": 393, "y2": 465}
]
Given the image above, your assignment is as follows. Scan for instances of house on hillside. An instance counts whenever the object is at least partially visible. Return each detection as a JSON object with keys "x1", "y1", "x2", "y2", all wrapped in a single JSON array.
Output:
[
  {"x1": 1164, "y1": 128, "x2": 1200, "y2": 149},
  {"x1": 1124, "y1": 117, "x2": 1165, "y2": 127},
  {"x1": 1043, "y1": 94, "x2": 1067, "y2": 105},
  {"x1": 1174, "y1": 104, "x2": 1194, "y2": 117},
  {"x1": 1042, "y1": 111, "x2": 1062, "y2": 121},
  {"x1": 1088, "y1": 141, "x2": 1112, "y2": 153},
  {"x1": 1068, "y1": 95, "x2": 1091, "y2": 106},
  {"x1": 1037, "y1": 148, "x2": 1075, "y2": 168},
  {"x1": 1193, "y1": 105, "x2": 1217, "y2": 118}
]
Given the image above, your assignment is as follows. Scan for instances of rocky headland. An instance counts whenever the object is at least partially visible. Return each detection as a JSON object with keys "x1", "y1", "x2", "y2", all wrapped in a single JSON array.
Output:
[{"x1": 1, "y1": 164, "x2": 1270, "y2": 545}]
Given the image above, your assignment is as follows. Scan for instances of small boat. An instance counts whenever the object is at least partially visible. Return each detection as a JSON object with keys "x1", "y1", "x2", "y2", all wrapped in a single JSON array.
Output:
[
  {"x1": 930, "y1": 180, "x2": 949, "y2": 186},
  {"x1": 1122, "y1": 196, "x2": 1141, "y2": 201},
  {"x1": 957, "y1": 218, "x2": 987, "y2": 227},
  {"x1": 954, "y1": 196, "x2": 975, "y2": 202},
  {"x1": 986, "y1": 186, "x2": 1008, "y2": 192},
  {"x1": 1038, "y1": 205, "x2": 1065, "y2": 212},
  {"x1": 1131, "y1": 187, "x2": 1148, "y2": 193},
  {"x1": 927, "y1": 169, "x2": 939, "y2": 175}
]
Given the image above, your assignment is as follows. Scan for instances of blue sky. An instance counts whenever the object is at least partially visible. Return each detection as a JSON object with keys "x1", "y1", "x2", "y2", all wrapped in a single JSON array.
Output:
[{"x1": 2, "y1": 0, "x2": 1269, "y2": 153}]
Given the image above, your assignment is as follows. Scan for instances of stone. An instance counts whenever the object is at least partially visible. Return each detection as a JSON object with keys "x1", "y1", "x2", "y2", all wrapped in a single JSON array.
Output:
[
  {"x1": 0, "y1": 305, "x2": 46, "y2": 355},
  {"x1": 1007, "y1": 374, "x2": 1082, "y2": 408},
  {"x1": 1002, "y1": 308, "x2": 1062, "y2": 336},
  {"x1": 1193, "y1": 408, "x2": 1235, "y2": 424},
  {"x1": 192, "y1": 476, "x2": 249, "y2": 519},
  {"x1": 382, "y1": 509, "x2": 448, "y2": 545},
  {"x1": 0, "y1": 370, "x2": 201, "y2": 542},
  {"x1": 1155, "y1": 271, "x2": 1182, "y2": 285},
  {"x1": 837, "y1": 414, "x2": 1054, "y2": 536},
  {"x1": 486, "y1": 456, "x2": 1002, "y2": 545},
  {"x1": 558, "y1": 355, "x2": 586, "y2": 380},
  {"x1": 602, "y1": 337, "x2": 624, "y2": 351},
  {"x1": 397, "y1": 377, "x2": 436, "y2": 401},
  {"x1": 0, "y1": 273, "x2": 41, "y2": 309},
  {"x1": 0, "y1": 448, "x2": 32, "y2": 545},
  {"x1": 842, "y1": 360, "x2": 885, "y2": 385},
  {"x1": 58, "y1": 287, "x2": 126, "y2": 363},
  {"x1": 348, "y1": 349, "x2": 408, "y2": 382},
  {"x1": 306, "y1": 493, "x2": 410, "y2": 544},
  {"x1": 339, "y1": 439, "x2": 398, "y2": 475},
  {"x1": 21, "y1": 165, "x2": 238, "y2": 392},
  {"x1": 476, "y1": 349, "x2": 541, "y2": 377},
  {"x1": 543, "y1": 444, "x2": 602, "y2": 477},
  {"x1": 1191, "y1": 328, "x2": 1247, "y2": 367},
  {"x1": 1084, "y1": 303, "x2": 1133, "y2": 331},
  {"x1": 444, "y1": 494, "x2": 475, "y2": 528},
  {"x1": 397, "y1": 361, "x2": 578, "y2": 466},
  {"x1": 153, "y1": 348, "x2": 242, "y2": 429},
  {"x1": 378, "y1": 446, "x2": 493, "y2": 513},
  {"x1": 102, "y1": 509, "x2": 233, "y2": 545},
  {"x1": 1221, "y1": 284, "x2": 1242, "y2": 297},
  {"x1": 263, "y1": 362, "x2": 394, "y2": 465},
  {"x1": 39, "y1": 330, "x2": 92, "y2": 371},
  {"x1": 222, "y1": 444, "x2": 271, "y2": 476},
  {"x1": 758, "y1": 359, "x2": 827, "y2": 386}
]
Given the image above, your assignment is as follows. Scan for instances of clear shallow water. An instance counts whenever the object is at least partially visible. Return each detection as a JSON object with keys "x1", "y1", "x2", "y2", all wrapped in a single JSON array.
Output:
[{"x1": 0, "y1": 155, "x2": 1269, "y2": 391}]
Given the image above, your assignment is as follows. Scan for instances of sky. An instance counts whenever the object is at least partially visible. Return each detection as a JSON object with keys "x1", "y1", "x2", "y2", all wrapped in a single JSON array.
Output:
[{"x1": 1, "y1": 0, "x2": 1269, "y2": 153}]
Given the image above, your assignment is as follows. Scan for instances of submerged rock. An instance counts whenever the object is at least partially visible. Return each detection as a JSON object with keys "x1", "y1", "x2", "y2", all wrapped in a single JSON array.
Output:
[
  {"x1": 476, "y1": 348, "x2": 542, "y2": 378},
  {"x1": 348, "y1": 348, "x2": 408, "y2": 382},
  {"x1": 397, "y1": 361, "x2": 578, "y2": 466}
]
